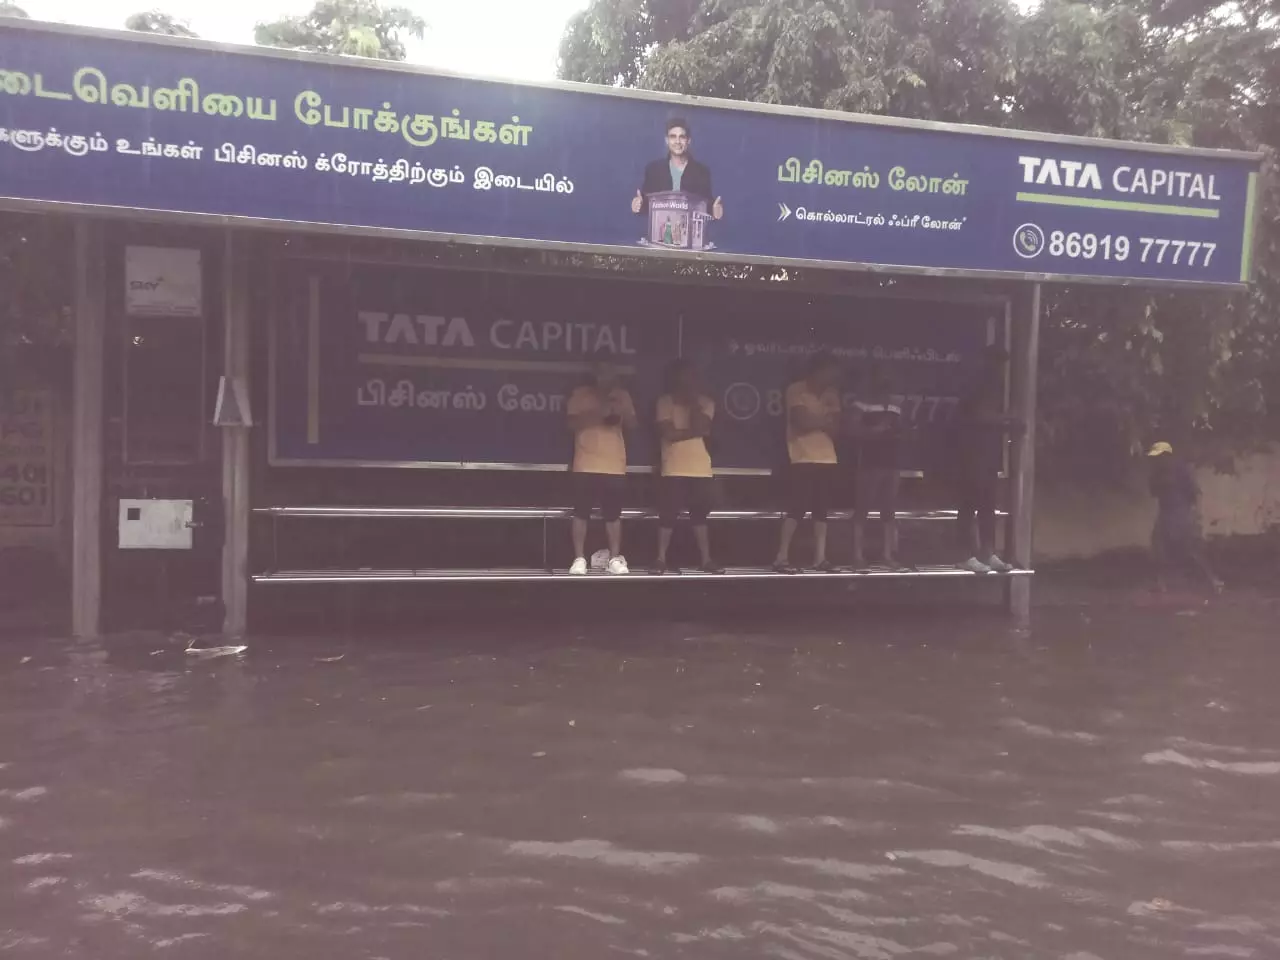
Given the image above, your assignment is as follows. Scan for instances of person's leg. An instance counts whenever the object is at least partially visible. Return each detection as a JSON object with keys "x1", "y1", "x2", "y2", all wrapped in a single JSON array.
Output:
[
  {"x1": 1187, "y1": 545, "x2": 1224, "y2": 593},
  {"x1": 654, "y1": 476, "x2": 679, "y2": 571},
  {"x1": 775, "y1": 465, "x2": 806, "y2": 570},
  {"x1": 570, "y1": 473, "x2": 592, "y2": 568},
  {"x1": 852, "y1": 468, "x2": 870, "y2": 568},
  {"x1": 693, "y1": 525, "x2": 713, "y2": 567},
  {"x1": 1178, "y1": 510, "x2": 1223, "y2": 593},
  {"x1": 956, "y1": 477, "x2": 977, "y2": 561},
  {"x1": 775, "y1": 518, "x2": 799, "y2": 567},
  {"x1": 656, "y1": 527, "x2": 674, "y2": 567},
  {"x1": 881, "y1": 470, "x2": 901, "y2": 566},
  {"x1": 813, "y1": 522, "x2": 829, "y2": 568},
  {"x1": 602, "y1": 477, "x2": 624, "y2": 559},
  {"x1": 976, "y1": 475, "x2": 998, "y2": 560},
  {"x1": 811, "y1": 465, "x2": 833, "y2": 569},
  {"x1": 689, "y1": 479, "x2": 717, "y2": 570}
]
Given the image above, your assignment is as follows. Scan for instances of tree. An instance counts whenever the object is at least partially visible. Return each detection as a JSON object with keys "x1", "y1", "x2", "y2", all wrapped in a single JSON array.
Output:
[
  {"x1": 0, "y1": 1, "x2": 29, "y2": 16},
  {"x1": 559, "y1": 0, "x2": 1280, "y2": 478},
  {"x1": 124, "y1": 10, "x2": 199, "y2": 37},
  {"x1": 254, "y1": 0, "x2": 425, "y2": 60}
]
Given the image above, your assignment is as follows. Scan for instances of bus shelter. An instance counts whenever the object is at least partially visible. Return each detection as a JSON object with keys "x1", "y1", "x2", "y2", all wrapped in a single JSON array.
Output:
[{"x1": 0, "y1": 20, "x2": 1262, "y2": 637}]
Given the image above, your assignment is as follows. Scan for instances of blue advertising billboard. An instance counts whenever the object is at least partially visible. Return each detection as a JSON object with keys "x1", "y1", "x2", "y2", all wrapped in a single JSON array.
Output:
[
  {"x1": 271, "y1": 263, "x2": 996, "y2": 471},
  {"x1": 0, "y1": 21, "x2": 1262, "y2": 286}
]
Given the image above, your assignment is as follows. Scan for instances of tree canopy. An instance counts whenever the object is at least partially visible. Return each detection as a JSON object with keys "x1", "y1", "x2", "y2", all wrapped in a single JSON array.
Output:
[
  {"x1": 124, "y1": 10, "x2": 199, "y2": 37},
  {"x1": 254, "y1": 0, "x2": 425, "y2": 60},
  {"x1": 559, "y1": 0, "x2": 1280, "y2": 476}
]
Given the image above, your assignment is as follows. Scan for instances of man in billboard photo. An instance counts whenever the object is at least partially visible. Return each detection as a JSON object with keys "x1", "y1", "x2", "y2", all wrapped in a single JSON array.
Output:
[
  {"x1": 773, "y1": 353, "x2": 843, "y2": 574},
  {"x1": 566, "y1": 360, "x2": 638, "y2": 576},
  {"x1": 630, "y1": 117, "x2": 724, "y2": 221},
  {"x1": 652, "y1": 359, "x2": 724, "y2": 575}
]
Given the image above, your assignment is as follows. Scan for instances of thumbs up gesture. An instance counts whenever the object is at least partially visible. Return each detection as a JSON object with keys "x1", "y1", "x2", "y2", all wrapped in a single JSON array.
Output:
[{"x1": 631, "y1": 190, "x2": 643, "y2": 214}]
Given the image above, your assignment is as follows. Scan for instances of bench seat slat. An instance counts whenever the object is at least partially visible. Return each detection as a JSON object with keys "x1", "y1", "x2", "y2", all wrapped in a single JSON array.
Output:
[
  {"x1": 254, "y1": 566, "x2": 1033, "y2": 583},
  {"x1": 254, "y1": 506, "x2": 1006, "y2": 521}
]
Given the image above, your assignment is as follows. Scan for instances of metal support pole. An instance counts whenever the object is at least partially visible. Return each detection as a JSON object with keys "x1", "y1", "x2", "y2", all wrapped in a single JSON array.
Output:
[
  {"x1": 71, "y1": 220, "x2": 105, "y2": 639},
  {"x1": 1006, "y1": 283, "x2": 1041, "y2": 622},
  {"x1": 220, "y1": 231, "x2": 251, "y2": 637}
]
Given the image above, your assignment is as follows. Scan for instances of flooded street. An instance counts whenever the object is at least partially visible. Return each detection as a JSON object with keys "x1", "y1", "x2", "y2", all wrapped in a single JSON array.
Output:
[{"x1": 2, "y1": 598, "x2": 1279, "y2": 959}]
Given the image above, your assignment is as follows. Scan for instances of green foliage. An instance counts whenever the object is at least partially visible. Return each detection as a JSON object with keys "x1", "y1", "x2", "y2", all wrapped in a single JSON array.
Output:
[
  {"x1": 559, "y1": 0, "x2": 1280, "y2": 477},
  {"x1": 254, "y1": 0, "x2": 425, "y2": 61},
  {"x1": 124, "y1": 10, "x2": 199, "y2": 37}
]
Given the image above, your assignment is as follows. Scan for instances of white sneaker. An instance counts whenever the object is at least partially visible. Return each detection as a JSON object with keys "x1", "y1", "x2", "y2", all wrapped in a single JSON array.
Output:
[
  {"x1": 607, "y1": 555, "x2": 630, "y2": 575},
  {"x1": 986, "y1": 554, "x2": 1013, "y2": 573},
  {"x1": 569, "y1": 557, "x2": 588, "y2": 575},
  {"x1": 960, "y1": 557, "x2": 993, "y2": 574}
]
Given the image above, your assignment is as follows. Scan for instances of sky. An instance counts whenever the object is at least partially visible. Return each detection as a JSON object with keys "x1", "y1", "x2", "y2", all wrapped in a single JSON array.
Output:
[{"x1": 13, "y1": 0, "x2": 592, "y2": 81}]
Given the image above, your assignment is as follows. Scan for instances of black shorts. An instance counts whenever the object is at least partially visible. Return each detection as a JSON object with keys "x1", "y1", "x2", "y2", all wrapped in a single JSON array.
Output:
[
  {"x1": 657, "y1": 476, "x2": 714, "y2": 527},
  {"x1": 571, "y1": 472, "x2": 626, "y2": 522},
  {"x1": 855, "y1": 466, "x2": 900, "y2": 520},
  {"x1": 1152, "y1": 508, "x2": 1202, "y2": 557},
  {"x1": 786, "y1": 462, "x2": 838, "y2": 522}
]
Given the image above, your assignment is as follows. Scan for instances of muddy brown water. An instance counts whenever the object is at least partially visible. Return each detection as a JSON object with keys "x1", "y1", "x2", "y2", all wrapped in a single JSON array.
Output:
[{"x1": 2, "y1": 599, "x2": 1278, "y2": 958}]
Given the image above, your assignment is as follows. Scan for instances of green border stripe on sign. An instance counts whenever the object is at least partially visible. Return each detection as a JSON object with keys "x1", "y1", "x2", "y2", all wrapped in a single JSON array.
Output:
[
  {"x1": 1240, "y1": 172, "x2": 1259, "y2": 282},
  {"x1": 1015, "y1": 192, "x2": 1220, "y2": 219}
]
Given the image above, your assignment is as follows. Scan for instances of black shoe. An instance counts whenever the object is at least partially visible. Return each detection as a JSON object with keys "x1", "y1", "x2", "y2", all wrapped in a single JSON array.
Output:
[
  {"x1": 812, "y1": 560, "x2": 843, "y2": 573},
  {"x1": 700, "y1": 561, "x2": 725, "y2": 574},
  {"x1": 772, "y1": 561, "x2": 800, "y2": 574}
]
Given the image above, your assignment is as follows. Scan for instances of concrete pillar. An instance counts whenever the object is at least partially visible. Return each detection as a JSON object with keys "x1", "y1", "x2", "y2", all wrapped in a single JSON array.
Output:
[
  {"x1": 71, "y1": 220, "x2": 106, "y2": 638},
  {"x1": 1007, "y1": 283, "x2": 1041, "y2": 622},
  {"x1": 220, "y1": 231, "x2": 251, "y2": 637}
]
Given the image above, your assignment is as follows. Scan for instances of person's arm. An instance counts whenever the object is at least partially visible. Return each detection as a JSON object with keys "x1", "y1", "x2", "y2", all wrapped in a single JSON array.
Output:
[
  {"x1": 789, "y1": 404, "x2": 824, "y2": 433},
  {"x1": 656, "y1": 395, "x2": 684, "y2": 443},
  {"x1": 846, "y1": 403, "x2": 870, "y2": 437},
  {"x1": 688, "y1": 399, "x2": 713, "y2": 438},
  {"x1": 820, "y1": 394, "x2": 842, "y2": 437},
  {"x1": 615, "y1": 391, "x2": 639, "y2": 431},
  {"x1": 566, "y1": 389, "x2": 603, "y2": 433}
]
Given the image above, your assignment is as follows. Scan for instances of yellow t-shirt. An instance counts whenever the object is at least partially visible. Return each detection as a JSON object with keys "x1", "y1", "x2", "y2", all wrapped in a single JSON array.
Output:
[
  {"x1": 785, "y1": 380, "x2": 840, "y2": 465},
  {"x1": 568, "y1": 385, "x2": 633, "y2": 475},
  {"x1": 656, "y1": 393, "x2": 715, "y2": 478}
]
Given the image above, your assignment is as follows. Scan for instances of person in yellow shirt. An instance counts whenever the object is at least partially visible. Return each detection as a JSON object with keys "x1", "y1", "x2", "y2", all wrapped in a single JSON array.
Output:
[
  {"x1": 566, "y1": 360, "x2": 637, "y2": 575},
  {"x1": 653, "y1": 360, "x2": 724, "y2": 574},
  {"x1": 773, "y1": 353, "x2": 843, "y2": 573}
]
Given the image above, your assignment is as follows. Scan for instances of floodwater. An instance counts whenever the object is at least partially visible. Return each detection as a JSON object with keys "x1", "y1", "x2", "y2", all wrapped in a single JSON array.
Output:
[{"x1": 2, "y1": 597, "x2": 1280, "y2": 958}]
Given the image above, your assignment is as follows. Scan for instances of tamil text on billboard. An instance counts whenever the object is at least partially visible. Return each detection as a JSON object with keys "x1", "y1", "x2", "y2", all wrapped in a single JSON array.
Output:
[{"x1": 0, "y1": 21, "x2": 1262, "y2": 286}]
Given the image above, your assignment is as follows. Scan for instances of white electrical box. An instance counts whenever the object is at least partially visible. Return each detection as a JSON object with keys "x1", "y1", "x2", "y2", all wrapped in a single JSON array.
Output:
[{"x1": 118, "y1": 499, "x2": 194, "y2": 550}]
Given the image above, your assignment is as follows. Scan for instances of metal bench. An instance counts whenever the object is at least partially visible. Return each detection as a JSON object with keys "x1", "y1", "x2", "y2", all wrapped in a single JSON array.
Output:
[
  {"x1": 253, "y1": 505, "x2": 1015, "y2": 581},
  {"x1": 253, "y1": 565, "x2": 1031, "y2": 583}
]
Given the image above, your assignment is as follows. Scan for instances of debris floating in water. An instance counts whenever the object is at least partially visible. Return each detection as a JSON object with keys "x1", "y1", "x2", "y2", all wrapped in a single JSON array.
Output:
[{"x1": 185, "y1": 639, "x2": 248, "y2": 659}]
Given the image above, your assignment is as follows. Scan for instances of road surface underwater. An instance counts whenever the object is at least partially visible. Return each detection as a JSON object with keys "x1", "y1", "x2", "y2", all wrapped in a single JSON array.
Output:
[{"x1": 1, "y1": 599, "x2": 1278, "y2": 958}]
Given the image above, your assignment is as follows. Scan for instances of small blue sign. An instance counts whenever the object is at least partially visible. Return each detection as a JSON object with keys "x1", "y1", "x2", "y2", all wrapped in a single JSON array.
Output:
[{"x1": 0, "y1": 21, "x2": 1261, "y2": 286}]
